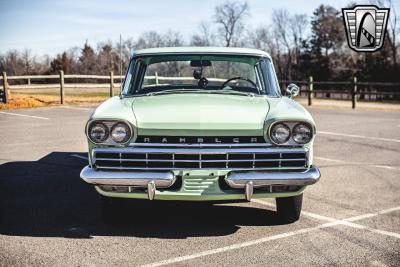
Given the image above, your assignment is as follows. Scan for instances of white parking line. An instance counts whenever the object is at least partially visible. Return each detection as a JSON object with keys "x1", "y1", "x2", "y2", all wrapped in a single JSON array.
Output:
[
  {"x1": 318, "y1": 131, "x2": 400, "y2": 143},
  {"x1": 314, "y1": 156, "x2": 345, "y2": 164},
  {"x1": 254, "y1": 199, "x2": 400, "y2": 239},
  {"x1": 252, "y1": 199, "x2": 337, "y2": 222},
  {"x1": 345, "y1": 206, "x2": 400, "y2": 222},
  {"x1": 0, "y1": 111, "x2": 49, "y2": 120},
  {"x1": 371, "y1": 165, "x2": 400, "y2": 171},
  {"x1": 314, "y1": 156, "x2": 400, "y2": 171},
  {"x1": 71, "y1": 154, "x2": 88, "y2": 160},
  {"x1": 140, "y1": 221, "x2": 341, "y2": 267},
  {"x1": 140, "y1": 203, "x2": 400, "y2": 267}
]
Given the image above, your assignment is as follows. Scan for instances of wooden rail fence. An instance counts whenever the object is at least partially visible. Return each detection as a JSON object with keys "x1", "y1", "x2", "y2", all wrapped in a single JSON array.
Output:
[{"x1": 1, "y1": 72, "x2": 399, "y2": 109}]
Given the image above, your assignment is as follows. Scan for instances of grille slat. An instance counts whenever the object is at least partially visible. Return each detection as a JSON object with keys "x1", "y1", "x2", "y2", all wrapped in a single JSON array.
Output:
[
  {"x1": 96, "y1": 158, "x2": 305, "y2": 162},
  {"x1": 93, "y1": 146, "x2": 308, "y2": 171}
]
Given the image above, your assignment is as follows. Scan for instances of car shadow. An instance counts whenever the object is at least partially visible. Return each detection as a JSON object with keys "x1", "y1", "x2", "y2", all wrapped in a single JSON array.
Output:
[{"x1": 0, "y1": 152, "x2": 284, "y2": 239}]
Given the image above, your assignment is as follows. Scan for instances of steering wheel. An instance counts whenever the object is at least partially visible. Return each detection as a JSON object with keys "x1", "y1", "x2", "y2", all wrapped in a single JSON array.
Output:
[{"x1": 221, "y1": 76, "x2": 257, "y2": 89}]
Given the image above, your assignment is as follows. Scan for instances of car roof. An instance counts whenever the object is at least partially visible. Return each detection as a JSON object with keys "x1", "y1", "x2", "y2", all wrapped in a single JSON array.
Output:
[{"x1": 134, "y1": 47, "x2": 271, "y2": 59}]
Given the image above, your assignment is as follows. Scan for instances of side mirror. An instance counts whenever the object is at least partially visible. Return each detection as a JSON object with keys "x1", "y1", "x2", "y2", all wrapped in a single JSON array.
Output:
[{"x1": 286, "y1": 83, "x2": 299, "y2": 98}]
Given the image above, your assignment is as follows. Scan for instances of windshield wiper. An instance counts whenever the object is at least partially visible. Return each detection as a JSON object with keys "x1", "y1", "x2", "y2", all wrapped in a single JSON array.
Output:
[
  {"x1": 146, "y1": 89, "x2": 204, "y2": 96},
  {"x1": 208, "y1": 89, "x2": 255, "y2": 97},
  {"x1": 130, "y1": 88, "x2": 256, "y2": 97}
]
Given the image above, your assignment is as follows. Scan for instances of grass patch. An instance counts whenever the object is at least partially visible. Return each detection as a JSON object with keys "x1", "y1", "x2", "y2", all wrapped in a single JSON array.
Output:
[
  {"x1": 0, "y1": 93, "x2": 108, "y2": 109},
  {"x1": 13, "y1": 91, "x2": 112, "y2": 97},
  {"x1": 0, "y1": 95, "x2": 47, "y2": 109}
]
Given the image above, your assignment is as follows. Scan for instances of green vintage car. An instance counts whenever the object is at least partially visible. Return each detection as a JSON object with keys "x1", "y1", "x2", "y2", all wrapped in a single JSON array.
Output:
[{"x1": 80, "y1": 47, "x2": 320, "y2": 223}]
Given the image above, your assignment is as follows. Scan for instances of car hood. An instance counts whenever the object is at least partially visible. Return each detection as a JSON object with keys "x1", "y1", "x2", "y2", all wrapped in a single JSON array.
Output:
[{"x1": 131, "y1": 93, "x2": 270, "y2": 136}]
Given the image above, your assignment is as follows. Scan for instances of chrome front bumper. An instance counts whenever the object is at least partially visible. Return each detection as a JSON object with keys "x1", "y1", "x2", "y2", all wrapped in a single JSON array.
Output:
[
  {"x1": 80, "y1": 166, "x2": 175, "y2": 200},
  {"x1": 225, "y1": 166, "x2": 320, "y2": 200},
  {"x1": 80, "y1": 165, "x2": 320, "y2": 201},
  {"x1": 225, "y1": 166, "x2": 320, "y2": 188}
]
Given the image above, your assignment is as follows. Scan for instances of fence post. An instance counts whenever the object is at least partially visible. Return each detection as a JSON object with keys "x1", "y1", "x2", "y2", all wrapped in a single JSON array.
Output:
[
  {"x1": 2, "y1": 72, "x2": 9, "y2": 104},
  {"x1": 110, "y1": 71, "x2": 114, "y2": 97},
  {"x1": 27, "y1": 77, "x2": 31, "y2": 85},
  {"x1": 59, "y1": 70, "x2": 64, "y2": 104},
  {"x1": 308, "y1": 76, "x2": 313, "y2": 106},
  {"x1": 155, "y1": 72, "x2": 159, "y2": 85},
  {"x1": 352, "y1": 76, "x2": 357, "y2": 109}
]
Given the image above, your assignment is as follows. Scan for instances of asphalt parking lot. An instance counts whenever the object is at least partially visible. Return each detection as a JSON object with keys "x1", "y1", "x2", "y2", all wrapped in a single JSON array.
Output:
[{"x1": 0, "y1": 105, "x2": 399, "y2": 266}]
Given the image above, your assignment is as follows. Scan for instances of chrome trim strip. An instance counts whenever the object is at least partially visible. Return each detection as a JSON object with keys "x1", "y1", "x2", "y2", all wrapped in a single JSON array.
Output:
[
  {"x1": 95, "y1": 166, "x2": 306, "y2": 171},
  {"x1": 225, "y1": 166, "x2": 320, "y2": 188},
  {"x1": 94, "y1": 158, "x2": 305, "y2": 163},
  {"x1": 134, "y1": 50, "x2": 271, "y2": 58},
  {"x1": 80, "y1": 166, "x2": 175, "y2": 187},
  {"x1": 129, "y1": 143, "x2": 274, "y2": 148}
]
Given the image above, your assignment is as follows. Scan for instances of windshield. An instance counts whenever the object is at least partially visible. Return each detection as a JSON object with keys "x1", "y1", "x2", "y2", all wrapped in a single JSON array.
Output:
[{"x1": 122, "y1": 55, "x2": 280, "y2": 96}]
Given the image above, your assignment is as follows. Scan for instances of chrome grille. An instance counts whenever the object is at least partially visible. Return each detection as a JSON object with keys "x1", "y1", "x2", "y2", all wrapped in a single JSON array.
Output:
[{"x1": 93, "y1": 144, "x2": 308, "y2": 171}]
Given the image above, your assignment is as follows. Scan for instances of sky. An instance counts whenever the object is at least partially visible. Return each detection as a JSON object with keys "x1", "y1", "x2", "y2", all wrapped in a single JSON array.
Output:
[{"x1": 0, "y1": 0, "x2": 389, "y2": 56}]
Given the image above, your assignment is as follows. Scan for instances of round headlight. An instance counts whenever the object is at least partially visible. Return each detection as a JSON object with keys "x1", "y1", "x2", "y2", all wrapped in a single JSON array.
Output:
[
  {"x1": 270, "y1": 123, "x2": 290, "y2": 144},
  {"x1": 292, "y1": 123, "x2": 312, "y2": 144},
  {"x1": 111, "y1": 122, "x2": 131, "y2": 143},
  {"x1": 88, "y1": 122, "x2": 109, "y2": 143}
]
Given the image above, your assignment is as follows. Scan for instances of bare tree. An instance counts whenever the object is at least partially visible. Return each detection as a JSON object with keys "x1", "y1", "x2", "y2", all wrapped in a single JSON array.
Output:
[
  {"x1": 381, "y1": 0, "x2": 399, "y2": 66},
  {"x1": 21, "y1": 49, "x2": 34, "y2": 74},
  {"x1": 66, "y1": 47, "x2": 80, "y2": 73},
  {"x1": 289, "y1": 14, "x2": 308, "y2": 64},
  {"x1": 134, "y1": 31, "x2": 165, "y2": 50},
  {"x1": 134, "y1": 31, "x2": 184, "y2": 50},
  {"x1": 248, "y1": 26, "x2": 285, "y2": 78},
  {"x1": 34, "y1": 54, "x2": 52, "y2": 74},
  {"x1": 272, "y1": 9, "x2": 293, "y2": 79},
  {"x1": 270, "y1": 10, "x2": 309, "y2": 79},
  {"x1": 1, "y1": 50, "x2": 25, "y2": 75},
  {"x1": 214, "y1": 1, "x2": 249, "y2": 47},
  {"x1": 120, "y1": 37, "x2": 135, "y2": 63},
  {"x1": 191, "y1": 22, "x2": 215, "y2": 46},
  {"x1": 163, "y1": 31, "x2": 185, "y2": 47},
  {"x1": 97, "y1": 42, "x2": 115, "y2": 73}
]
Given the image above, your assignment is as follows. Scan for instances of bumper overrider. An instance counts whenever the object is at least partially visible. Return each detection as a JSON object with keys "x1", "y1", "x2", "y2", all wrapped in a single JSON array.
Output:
[{"x1": 80, "y1": 165, "x2": 320, "y2": 201}]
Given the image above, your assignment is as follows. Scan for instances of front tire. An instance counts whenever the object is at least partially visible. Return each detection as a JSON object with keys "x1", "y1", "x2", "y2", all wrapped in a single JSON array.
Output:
[{"x1": 276, "y1": 193, "x2": 303, "y2": 223}]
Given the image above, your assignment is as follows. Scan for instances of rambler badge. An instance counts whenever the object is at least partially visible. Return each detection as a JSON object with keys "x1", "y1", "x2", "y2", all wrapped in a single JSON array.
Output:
[{"x1": 342, "y1": 5, "x2": 389, "y2": 52}]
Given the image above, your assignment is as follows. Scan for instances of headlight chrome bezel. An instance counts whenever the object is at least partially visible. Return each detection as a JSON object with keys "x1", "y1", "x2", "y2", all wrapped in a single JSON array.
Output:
[
  {"x1": 110, "y1": 122, "x2": 132, "y2": 143},
  {"x1": 267, "y1": 120, "x2": 314, "y2": 146},
  {"x1": 88, "y1": 122, "x2": 109, "y2": 143},
  {"x1": 269, "y1": 123, "x2": 291, "y2": 145},
  {"x1": 292, "y1": 122, "x2": 313, "y2": 144},
  {"x1": 86, "y1": 119, "x2": 133, "y2": 145}
]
